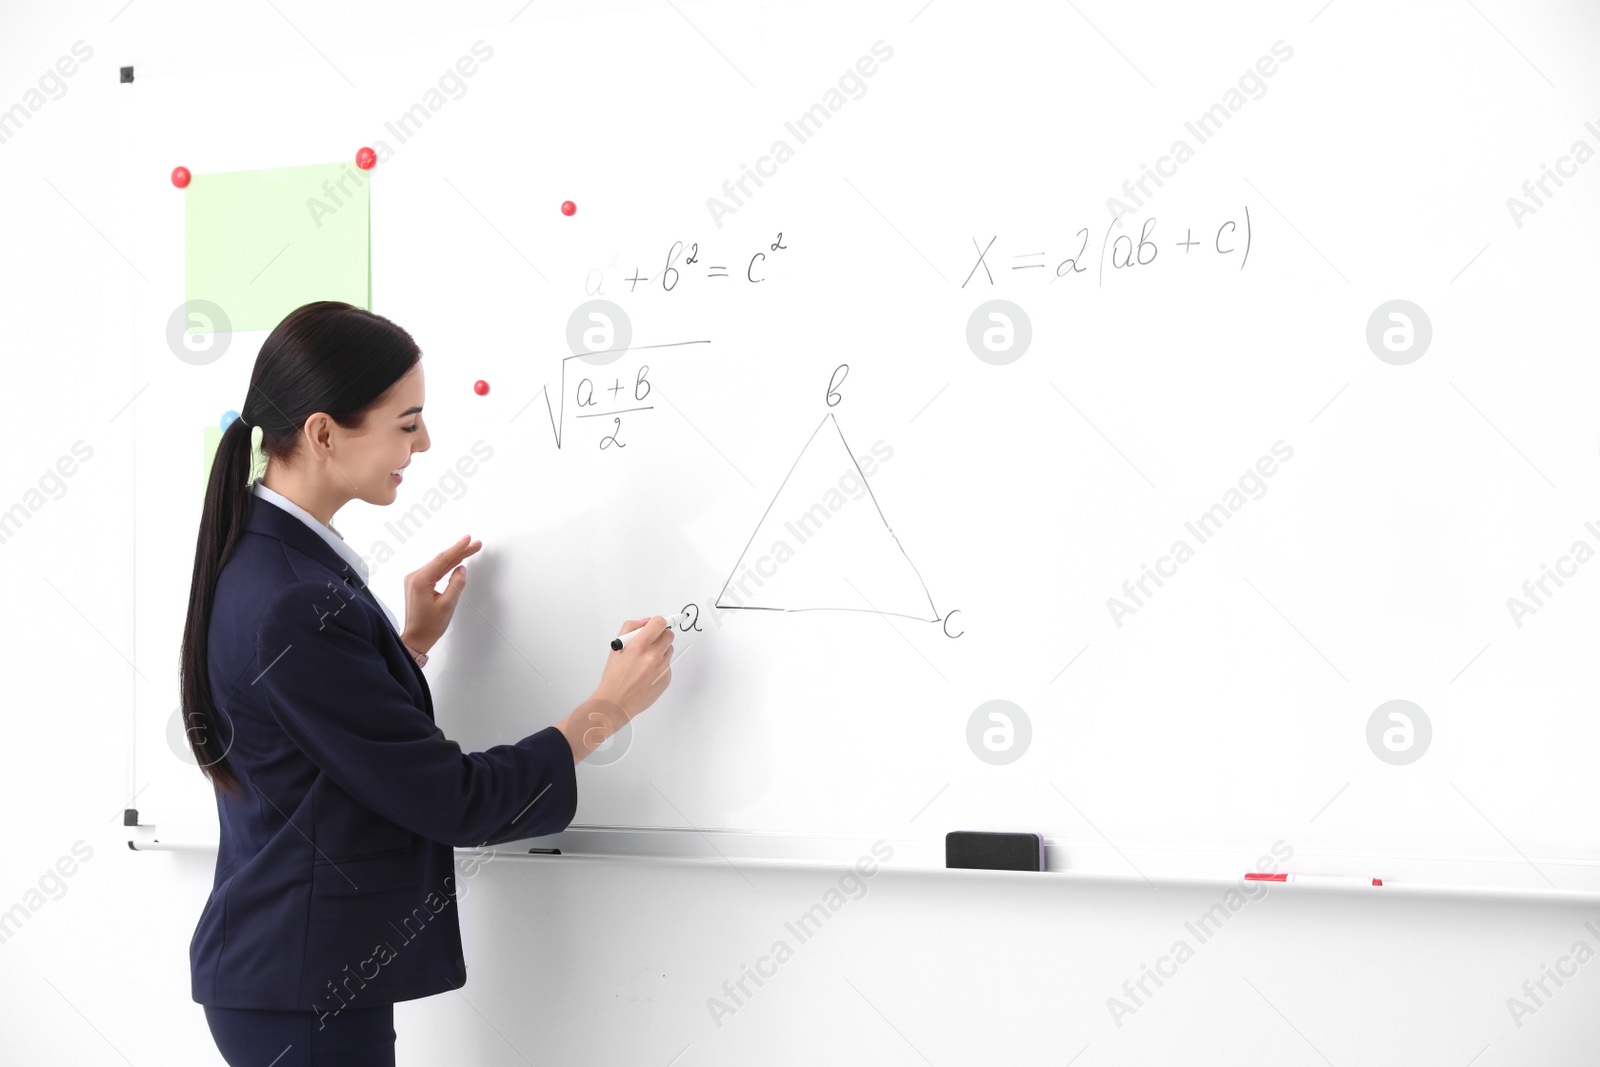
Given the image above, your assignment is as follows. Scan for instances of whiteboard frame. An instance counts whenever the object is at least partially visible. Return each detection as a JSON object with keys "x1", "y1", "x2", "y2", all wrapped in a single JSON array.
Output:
[{"x1": 128, "y1": 822, "x2": 1600, "y2": 902}]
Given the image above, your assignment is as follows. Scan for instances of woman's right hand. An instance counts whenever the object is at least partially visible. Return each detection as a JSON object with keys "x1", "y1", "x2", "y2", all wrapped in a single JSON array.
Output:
[
  {"x1": 592, "y1": 615, "x2": 674, "y2": 724},
  {"x1": 559, "y1": 617, "x2": 676, "y2": 765}
]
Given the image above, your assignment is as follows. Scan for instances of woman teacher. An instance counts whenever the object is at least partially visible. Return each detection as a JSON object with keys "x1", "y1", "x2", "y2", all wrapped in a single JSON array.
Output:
[{"x1": 179, "y1": 300, "x2": 674, "y2": 1065}]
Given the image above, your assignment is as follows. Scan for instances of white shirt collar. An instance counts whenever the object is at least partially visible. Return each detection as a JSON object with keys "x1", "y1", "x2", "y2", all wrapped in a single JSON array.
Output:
[{"x1": 251, "y1": 480, "x2": 401, "y2": 635}]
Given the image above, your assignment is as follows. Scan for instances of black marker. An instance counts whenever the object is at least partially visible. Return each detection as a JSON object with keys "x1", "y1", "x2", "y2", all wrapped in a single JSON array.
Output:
[{"x1": 611, "y1": 612, "x2": 689, "y2": 651}]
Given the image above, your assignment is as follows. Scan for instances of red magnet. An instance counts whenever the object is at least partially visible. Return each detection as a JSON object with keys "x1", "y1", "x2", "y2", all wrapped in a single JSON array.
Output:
[
  {"x1": 355, "y1": 146, "x2": 376, "y2": 170},
  {"x1": 560, "y1": 201, "x2": 576, "y2": 216},
  {"x1": 171, "y1": 166, "x2": 191, "y2": 188},
  {"x1": 473, "y1": 380, "x2": 490, "y2": 396}
]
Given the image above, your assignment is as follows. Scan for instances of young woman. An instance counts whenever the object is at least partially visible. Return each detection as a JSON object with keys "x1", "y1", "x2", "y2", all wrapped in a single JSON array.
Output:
[{"x1": 180, "y1": 300, "x2": 674, "y2": 1066}]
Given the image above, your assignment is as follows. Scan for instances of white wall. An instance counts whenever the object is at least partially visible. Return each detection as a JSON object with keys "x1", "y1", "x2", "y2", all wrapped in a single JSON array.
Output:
[{"x1": 4, "y1": 3, "x2": 1599, "y2": 1063}]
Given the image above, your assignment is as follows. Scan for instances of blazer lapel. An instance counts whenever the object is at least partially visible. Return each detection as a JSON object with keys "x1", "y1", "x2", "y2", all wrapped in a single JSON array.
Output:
[{"x1": 245, "y1": 497, "x2": 430, "y2": 698}]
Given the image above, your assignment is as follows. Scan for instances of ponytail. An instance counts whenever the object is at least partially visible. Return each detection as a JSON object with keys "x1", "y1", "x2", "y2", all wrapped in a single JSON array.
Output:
[{"x1": 179, "y1": 416, "x2": 256, "y2": 794}]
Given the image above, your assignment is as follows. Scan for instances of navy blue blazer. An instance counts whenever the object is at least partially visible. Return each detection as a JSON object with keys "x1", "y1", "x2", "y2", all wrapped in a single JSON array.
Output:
[{"x1": 190, "y1": 494, "x2": 578, "y2": 1011}]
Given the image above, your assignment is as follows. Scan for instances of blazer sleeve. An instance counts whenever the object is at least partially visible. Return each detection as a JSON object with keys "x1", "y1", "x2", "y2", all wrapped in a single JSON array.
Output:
[{"x1": 253, "y1": 578, "x2": 578, "y2": 848}]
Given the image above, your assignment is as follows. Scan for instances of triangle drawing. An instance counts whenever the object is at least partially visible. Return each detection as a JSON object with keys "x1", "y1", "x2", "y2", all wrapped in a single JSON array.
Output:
[{"x1": 715, "y1": 413, "x2": 939, "y2": 622}]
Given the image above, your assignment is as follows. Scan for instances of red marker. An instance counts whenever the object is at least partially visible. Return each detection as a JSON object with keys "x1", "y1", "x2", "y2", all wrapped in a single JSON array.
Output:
[
  {"x1": 1246, "y1": 873, "x2": 1383, "y2": 886},
  {"x1": 171, "y1": 166, "x2": 191, "y2": 188},
  {"x1": 561, "y1": 200, "x2": 576, "y2": 216},
  {"x1": 355, "y1": 146, "x2": 377, "y2": 170}
]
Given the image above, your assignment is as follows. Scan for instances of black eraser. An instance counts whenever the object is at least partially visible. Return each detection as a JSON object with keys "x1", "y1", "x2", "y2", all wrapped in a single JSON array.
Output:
[
  {"x1": 120, "y1": 66, "x2": 134, "y2": 83},
  {"x1": 123, "y1": 808, "x2": 139, "y2": 826},
  {"x1": 945, "y1": 831, "x2": 1043, "y2": 872}
]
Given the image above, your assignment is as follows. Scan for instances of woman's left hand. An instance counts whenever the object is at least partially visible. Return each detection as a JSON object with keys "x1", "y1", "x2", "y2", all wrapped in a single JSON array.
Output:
[{"x1": 400, "y1": 535, "x2": 483, "y2": 654}]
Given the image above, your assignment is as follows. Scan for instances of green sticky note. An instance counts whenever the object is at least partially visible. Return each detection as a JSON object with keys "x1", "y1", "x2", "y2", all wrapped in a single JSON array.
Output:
[
  {"x1": 203, "y1": 425, "x2": 222, "y2": 494},
  {"x1": 185, "y1": 161, "x2": 370, "y2": 333}
]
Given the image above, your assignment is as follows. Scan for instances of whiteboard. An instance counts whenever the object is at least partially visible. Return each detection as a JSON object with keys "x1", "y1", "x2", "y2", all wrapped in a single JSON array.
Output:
[{"x1": 126, "y1": 0, "x2": 1600, "y2": 892}]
